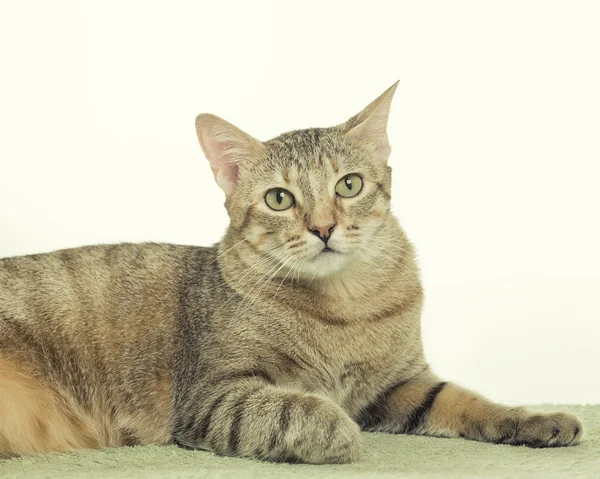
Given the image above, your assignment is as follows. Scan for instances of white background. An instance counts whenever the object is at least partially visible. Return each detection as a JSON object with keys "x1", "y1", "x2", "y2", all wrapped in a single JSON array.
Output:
[{"x1": 1, "y1": 1, "x2": 599, "y2": 405}]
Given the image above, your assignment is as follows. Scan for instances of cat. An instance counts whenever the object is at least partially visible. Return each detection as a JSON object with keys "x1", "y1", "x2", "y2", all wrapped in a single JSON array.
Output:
[{"x1": 0, "y1": 82, "x2": 582, "y2": 462}]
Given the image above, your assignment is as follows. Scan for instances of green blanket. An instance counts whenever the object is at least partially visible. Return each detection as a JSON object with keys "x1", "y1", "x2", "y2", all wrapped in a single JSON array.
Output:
[{"x1": 1, "y1": 405, "x2": 598, "y2": 478}]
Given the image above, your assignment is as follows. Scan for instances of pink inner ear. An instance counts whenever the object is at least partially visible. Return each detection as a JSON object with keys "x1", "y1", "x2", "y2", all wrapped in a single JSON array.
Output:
[
  {"x1": 214, "y1": 163, "x2": 238, "y2": 195},
  {"x1": 201, "y1": 132, "x2": 239, "y2": 195}
]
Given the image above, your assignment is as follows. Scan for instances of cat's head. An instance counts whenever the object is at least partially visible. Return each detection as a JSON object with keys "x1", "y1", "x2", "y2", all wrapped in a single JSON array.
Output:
[{"x1": 195, "y1": 82, "x2": 398, "y2": 279}]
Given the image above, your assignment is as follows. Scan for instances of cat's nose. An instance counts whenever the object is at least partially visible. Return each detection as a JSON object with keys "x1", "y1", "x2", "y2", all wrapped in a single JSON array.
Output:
[{"x1": 310, "y1": 223, "x2": 336, "y2": 243}]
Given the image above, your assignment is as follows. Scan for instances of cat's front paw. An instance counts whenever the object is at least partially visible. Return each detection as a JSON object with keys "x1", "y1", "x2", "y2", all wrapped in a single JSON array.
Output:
[
  {"x1": 495, "y1": 411, "x2": 583, "y2": 448},
  {"x1": 272, "y1": 395, "x2": 363, "y2": 464}
]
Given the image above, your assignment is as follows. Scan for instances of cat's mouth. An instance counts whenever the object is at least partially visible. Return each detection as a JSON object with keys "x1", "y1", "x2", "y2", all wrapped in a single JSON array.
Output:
[
  {"x1": 316, "y1": 246, "x2": 340, "y2": 257},
  {"x1": 310, "y1": 246, "x2": 342, "y2": 263}
]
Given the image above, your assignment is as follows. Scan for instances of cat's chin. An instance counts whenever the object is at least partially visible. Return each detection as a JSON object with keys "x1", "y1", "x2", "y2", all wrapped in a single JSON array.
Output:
[{"x1": 300, "y1": 249, "x2": 348, "y2": 277}]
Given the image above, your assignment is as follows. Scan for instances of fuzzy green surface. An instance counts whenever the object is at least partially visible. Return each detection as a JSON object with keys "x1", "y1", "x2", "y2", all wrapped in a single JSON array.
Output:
[{"x1": 1, "y1": 405, "x2": 598, "y2": 479}]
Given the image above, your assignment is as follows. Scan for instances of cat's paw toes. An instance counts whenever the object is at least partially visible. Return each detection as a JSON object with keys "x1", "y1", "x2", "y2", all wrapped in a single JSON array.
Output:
[
  {"x1": 313, "y1": 414, "x2": 363, "y2": 464},
  {"x1": 499, "y1": 412, "x2": 582, "y2": 448},
  {"x1": 516, "y1": 412, "x2": 582, "y2": 447},
  {"x1": 280, "y1": 397, "x2": 363, "y2": 464}
]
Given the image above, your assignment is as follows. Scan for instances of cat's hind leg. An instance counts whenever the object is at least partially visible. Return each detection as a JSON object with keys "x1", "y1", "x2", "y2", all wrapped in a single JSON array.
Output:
[
  {"x1": 0, "y1": 355, "x2": 103, "y2": 458},
  {"x1": 357, "y1": 368, "x2": 583, "y2": 448}
]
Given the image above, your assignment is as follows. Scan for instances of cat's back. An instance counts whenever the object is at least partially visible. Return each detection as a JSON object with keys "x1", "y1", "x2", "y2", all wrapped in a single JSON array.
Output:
[{"x1": 0, "y1": 242, "x2": 217, "y2": 340}]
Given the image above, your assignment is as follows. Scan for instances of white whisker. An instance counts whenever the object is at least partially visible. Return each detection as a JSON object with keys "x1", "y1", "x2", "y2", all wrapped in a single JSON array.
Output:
[{"x1": 208, "y1": 237, "x2": 248, "y2": 266}]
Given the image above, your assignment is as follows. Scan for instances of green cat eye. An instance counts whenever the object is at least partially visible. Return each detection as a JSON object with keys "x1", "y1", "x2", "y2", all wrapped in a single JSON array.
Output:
[
  {"x1": 335, "y1": 174, "x2": 363, "y2": 198},
  {"x1": 265, "y1": 188, "x2": 295, "y2": 211}
]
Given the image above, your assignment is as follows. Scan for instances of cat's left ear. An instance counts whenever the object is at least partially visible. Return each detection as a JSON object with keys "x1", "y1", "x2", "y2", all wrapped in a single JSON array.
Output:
[
  {"x1": 340, "y1": 81, "x2": 399, "y2": 162},
  {"x1": 195, "y1": 113, "x2": 265, "y2": 195}
]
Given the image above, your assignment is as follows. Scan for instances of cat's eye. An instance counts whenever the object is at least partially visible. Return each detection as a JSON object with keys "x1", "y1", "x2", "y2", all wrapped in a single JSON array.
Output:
[
  {"x1": 335, "y1": 174, "x2": 363, "y2": 198},
  {"x1": 264, "y1": 188, "x2": 295, "y2": 211}
]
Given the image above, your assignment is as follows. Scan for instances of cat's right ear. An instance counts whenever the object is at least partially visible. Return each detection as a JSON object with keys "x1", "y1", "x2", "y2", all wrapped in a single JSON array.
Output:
[{"x1": 195, "y1": 114, "x2": 265, "y2": 195}]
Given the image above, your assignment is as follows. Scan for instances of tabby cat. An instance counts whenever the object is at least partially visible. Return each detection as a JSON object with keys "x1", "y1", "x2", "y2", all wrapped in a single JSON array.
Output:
[{"x1": 0, "y1": 83, "x2": 582, "y2": 462}]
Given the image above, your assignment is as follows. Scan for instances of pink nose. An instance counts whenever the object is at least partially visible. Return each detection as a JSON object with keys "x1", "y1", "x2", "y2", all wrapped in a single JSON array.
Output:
[{"x1": 309, "y1": 223, "x2": 336, "y2": 243}]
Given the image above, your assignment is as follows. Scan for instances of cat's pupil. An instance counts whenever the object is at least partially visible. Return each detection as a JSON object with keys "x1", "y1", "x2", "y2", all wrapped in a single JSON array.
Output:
[
  {"x1": 277, "y1": 190, "x2": 284, "y2": 204},
  {"x1": 345, "y1": 177, "x2": 353, "y2": 190}
]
